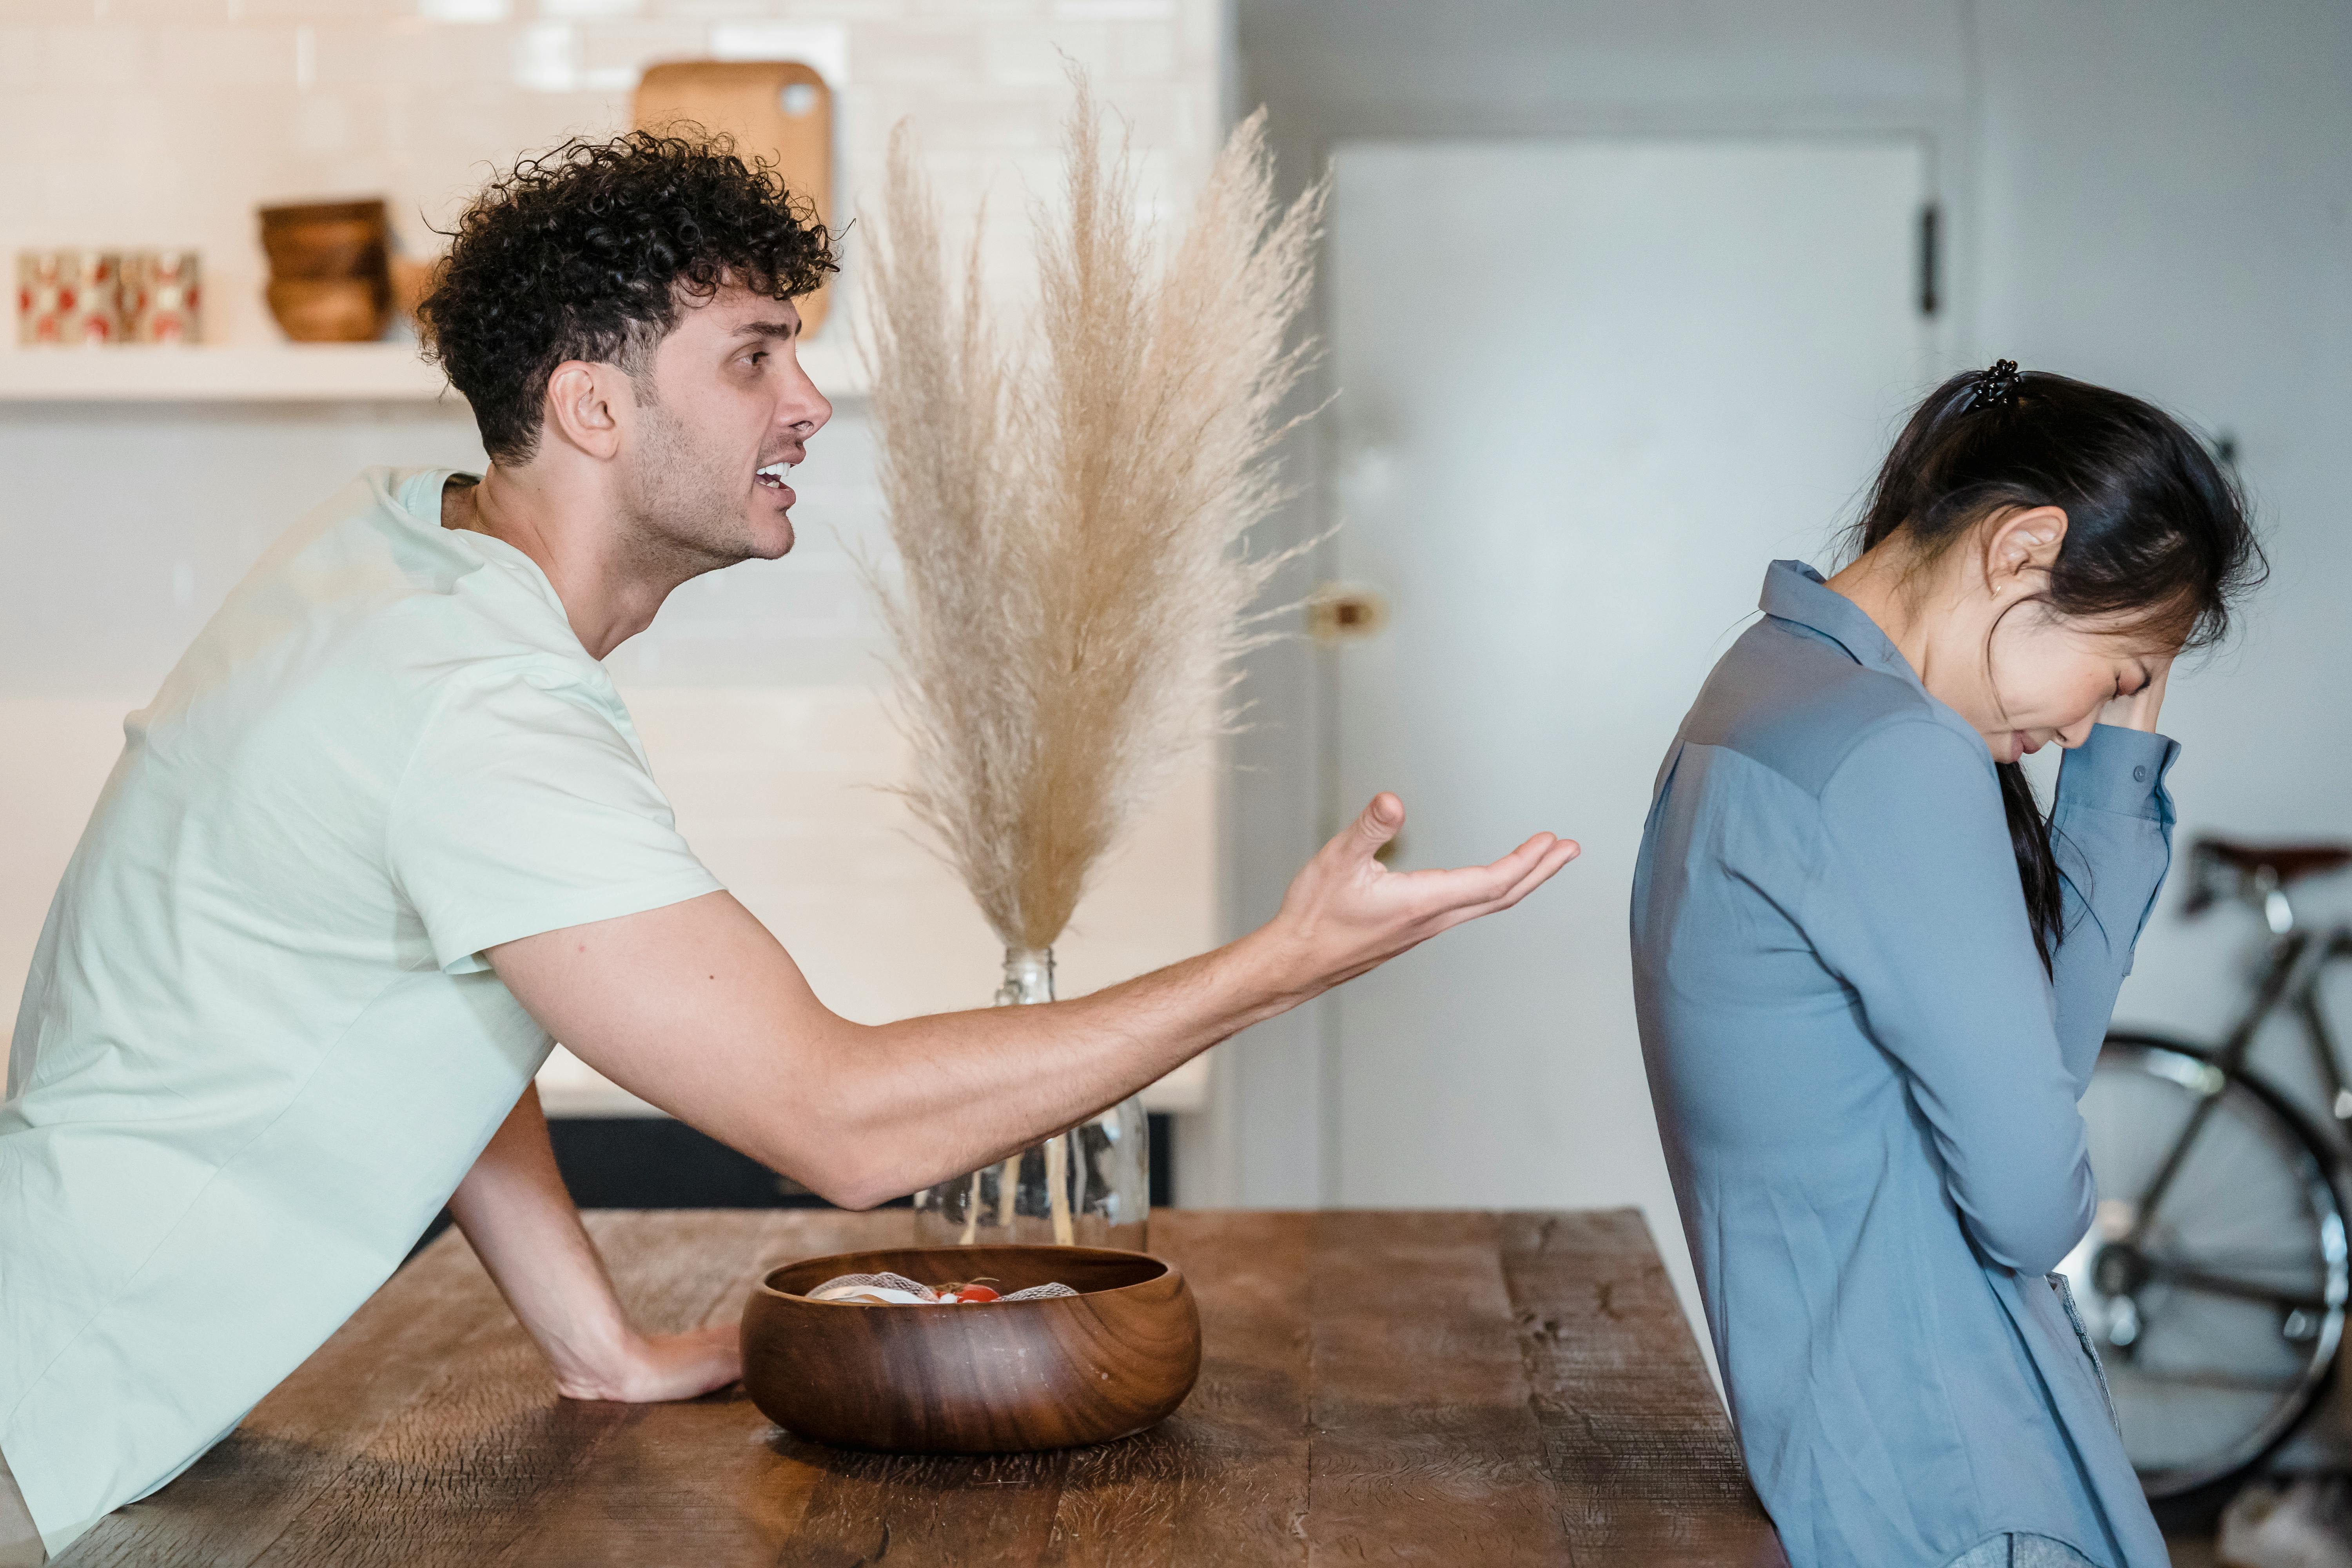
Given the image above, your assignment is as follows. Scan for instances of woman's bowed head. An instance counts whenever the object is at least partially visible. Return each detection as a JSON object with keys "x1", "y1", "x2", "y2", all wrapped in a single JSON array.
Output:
[{"x1": 1827, "y1": 361, "x2": 2264, "y2": 966}]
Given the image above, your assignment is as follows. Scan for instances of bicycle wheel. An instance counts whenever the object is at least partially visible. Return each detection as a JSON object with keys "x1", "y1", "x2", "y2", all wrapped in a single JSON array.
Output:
[{"x1": 2067, "y1": 1033, "x2": 2350, "y2": 1499}]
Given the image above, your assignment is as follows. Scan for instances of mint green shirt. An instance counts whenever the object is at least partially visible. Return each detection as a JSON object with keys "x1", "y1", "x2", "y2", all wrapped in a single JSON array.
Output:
[{"x1": 0, "y1": 468, "x2": 722, "y2": 1556}]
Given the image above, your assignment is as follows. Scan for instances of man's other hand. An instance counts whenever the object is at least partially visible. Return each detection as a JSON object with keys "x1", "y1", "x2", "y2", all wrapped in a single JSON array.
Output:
[{"x1": 554, "y1": 1323, "x2": 742, "y2": 1404}]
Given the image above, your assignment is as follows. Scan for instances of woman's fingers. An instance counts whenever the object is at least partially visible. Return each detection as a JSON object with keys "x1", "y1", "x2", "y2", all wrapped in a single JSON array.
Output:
[{"x1": 2100, "y1": 656, "x2": 2175, "y2": 733}]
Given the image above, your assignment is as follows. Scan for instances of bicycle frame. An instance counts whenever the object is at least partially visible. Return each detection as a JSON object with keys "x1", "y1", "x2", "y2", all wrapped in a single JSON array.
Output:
[{"x1": 2129, "y1": 924, "x2": 2352, "y2": 1246}]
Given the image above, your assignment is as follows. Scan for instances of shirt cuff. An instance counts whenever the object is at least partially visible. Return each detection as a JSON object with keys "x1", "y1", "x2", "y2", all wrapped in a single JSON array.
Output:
[{"x1": 2054, "y1": 724, "x2": 2180, "y2": 822}]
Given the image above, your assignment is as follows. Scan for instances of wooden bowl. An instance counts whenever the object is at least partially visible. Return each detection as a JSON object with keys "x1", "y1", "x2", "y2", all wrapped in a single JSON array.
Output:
[
  {"x1": 388, "y1": 254, "x2": 444, "y2": 328},
  {"x1": 265, "y1": 278, "x2": 387, "y2": 343},
  {"x1": 742, "y1": 1244, "x2": 1200, "y2": 1454},
  {"x1": 258, "y1": 200, "x2": 389, "y2": 281},
  {"x1": 261, "y1": 220, "x2": 385, "y2": 281}
]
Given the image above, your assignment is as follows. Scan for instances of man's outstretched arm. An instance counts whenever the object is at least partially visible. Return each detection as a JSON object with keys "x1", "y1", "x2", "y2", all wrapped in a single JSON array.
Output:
[{"x1": 487, "y1": 793, "x2": 1578, "y2": 1209}]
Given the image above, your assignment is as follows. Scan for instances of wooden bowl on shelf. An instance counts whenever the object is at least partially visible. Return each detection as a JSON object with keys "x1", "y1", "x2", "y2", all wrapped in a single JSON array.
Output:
[
  {"x1": 258, "y1": 198, "x2": 392, "y2": 343},
  {"x1": 264, "y1": 278, "x2": 388, "y2": 343},
  {"x1": 742, "y1": 1244, "x2": 1200, "y2": 1454},
  {"x1": 258, "y1": 200, "x2": 388, "y2": 277}
]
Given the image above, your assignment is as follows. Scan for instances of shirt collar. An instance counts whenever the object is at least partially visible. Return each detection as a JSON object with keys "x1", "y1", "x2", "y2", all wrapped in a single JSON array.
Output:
[{"x1": 1758, "y1": 559, "x2": 1922, "y2": 688}]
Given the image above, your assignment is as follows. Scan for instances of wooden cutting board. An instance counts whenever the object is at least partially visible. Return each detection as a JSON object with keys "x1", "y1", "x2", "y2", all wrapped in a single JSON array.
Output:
[{"x1": 635, "y1": 60, "x2": 834, "y2": 337}]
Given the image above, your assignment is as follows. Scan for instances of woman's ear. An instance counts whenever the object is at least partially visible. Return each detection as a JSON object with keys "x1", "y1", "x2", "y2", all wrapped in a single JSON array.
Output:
[{"x1": 1983, "y1": 505, "x2": 2069, "y2": 594}]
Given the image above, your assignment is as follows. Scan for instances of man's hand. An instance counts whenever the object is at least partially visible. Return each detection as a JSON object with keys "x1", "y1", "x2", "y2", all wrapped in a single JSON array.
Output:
[
  {"x1": 487, "y1": 793, "x2": 1578, "y2": 1210},
  {"x1": 1249, "y1": 793, "x2": 1577, "y2": 1004},
  {"x1": 449, "y1": 1086, "x2": 741, "y2": 1405},
  {"x1": 551, "y1": 1322, "x2": 740, "y2": 1404}
]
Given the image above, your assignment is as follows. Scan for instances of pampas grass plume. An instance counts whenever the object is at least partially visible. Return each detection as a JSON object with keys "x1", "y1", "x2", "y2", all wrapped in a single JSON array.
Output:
[{"x1": 864, "y1": 75, "x2": 1325, "y2": 953}]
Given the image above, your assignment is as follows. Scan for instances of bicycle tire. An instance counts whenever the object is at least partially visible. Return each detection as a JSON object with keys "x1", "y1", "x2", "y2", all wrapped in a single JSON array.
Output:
[{"x1": 2074, "y1": 1032, "x2": 2351, "y2": 1504}]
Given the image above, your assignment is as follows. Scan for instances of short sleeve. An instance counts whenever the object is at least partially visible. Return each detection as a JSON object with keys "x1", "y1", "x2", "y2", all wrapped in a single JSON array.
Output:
[{"x1": 388, "y1": 672, "x2": 724, "y2": 972}]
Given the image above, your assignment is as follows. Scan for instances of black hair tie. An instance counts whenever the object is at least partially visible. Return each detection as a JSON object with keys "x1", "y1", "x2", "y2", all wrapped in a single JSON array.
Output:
[{"x1": 1966, "y1": 358, "x2": 2022, "y2": 411}]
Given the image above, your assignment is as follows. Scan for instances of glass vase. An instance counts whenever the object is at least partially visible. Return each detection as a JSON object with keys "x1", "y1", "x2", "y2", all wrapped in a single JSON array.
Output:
[{"x1": 912, "y1": 947, "x2": 1150, "y2": 1252}]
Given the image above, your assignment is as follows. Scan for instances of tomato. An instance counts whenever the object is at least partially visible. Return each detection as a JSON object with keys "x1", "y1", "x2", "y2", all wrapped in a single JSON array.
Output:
[{"x1": 955, "y1": 1284, "x2": 1002, "y2": 1303}]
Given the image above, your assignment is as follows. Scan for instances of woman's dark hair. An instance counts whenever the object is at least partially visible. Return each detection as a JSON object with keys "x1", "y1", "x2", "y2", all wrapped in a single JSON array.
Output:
[
  {"x1": 420, "y1": 129, "x2": 837, "y2": 465},
  {"x1": 1849, "y1": 364, "x2": 2264, "y2": 971}
]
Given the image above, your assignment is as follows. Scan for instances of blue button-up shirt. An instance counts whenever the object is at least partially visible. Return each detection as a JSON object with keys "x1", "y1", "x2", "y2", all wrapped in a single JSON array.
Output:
[{"x1": 1632, "y1": 561, "x2": 2176, "y2": 1568}]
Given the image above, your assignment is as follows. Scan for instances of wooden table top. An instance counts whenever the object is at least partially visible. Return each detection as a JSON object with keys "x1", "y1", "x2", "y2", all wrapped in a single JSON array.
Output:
[{"x1": 63, "y1": 1209, "x2": 1786, "y2": 1567}]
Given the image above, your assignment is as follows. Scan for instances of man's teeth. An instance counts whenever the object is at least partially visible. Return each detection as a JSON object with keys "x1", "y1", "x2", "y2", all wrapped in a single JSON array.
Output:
[{"x1": 755, "y1": 461, "x2": 795, "y2": 490}]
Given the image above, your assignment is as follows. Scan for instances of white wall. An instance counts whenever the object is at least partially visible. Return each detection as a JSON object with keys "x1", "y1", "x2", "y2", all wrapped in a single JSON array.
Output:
[
  {"x1": 0, "y1": 0, "x2": 1230, "y2": 1165},
  {"x1": 0, "y1": 404, "x2": 1216, "y2": 1030},
  {"x1": 1221, "y1": 0, "x2": 1975, "y2": 1213},
  {"x1": 0, "y1": 0, "x2": 1221, "y2": 348},
  {"x1": 1221, "y1": 0, "x2": 2352, "y2": 1286},
  {"x1": 1973, "y1": 3, "x2": 2352, "y2": 1044}
]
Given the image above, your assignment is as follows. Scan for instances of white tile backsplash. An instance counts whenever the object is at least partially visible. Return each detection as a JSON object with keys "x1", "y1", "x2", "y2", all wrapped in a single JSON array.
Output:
[
  {"x1": 0, "y1": 0, "x2": 1217, "y2": 346},
  {"x1": 1, "y1": 4, "x2": 1231, "y2": 1134}
]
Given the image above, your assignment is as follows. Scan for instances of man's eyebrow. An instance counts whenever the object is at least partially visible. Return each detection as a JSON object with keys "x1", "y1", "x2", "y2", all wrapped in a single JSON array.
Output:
[{"x1": 736, "y1": 318, "x2": 800, "y2": 341}]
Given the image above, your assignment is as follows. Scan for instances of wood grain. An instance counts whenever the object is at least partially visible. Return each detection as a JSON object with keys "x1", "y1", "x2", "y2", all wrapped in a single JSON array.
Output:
[
  {"x1": 1306, "y1": 1210, "x2": 1573, "y2": 1566},
  {"x1": 243, "y1": 1211, "x2": 771, "y2": 1568},
  {"x1": 1501, "y1": 1210, "x2": 1788, "y2": 1566},
  {"x1": 56, "y1": 1210, "x2": 1779, "y2": 1568},
  {"x1": 492, "y1": 1210, "x2": 904, "y2": 1568},
  {"x1": 1039, "y1": 1211, "x2": 1313, "y2": 1568}
]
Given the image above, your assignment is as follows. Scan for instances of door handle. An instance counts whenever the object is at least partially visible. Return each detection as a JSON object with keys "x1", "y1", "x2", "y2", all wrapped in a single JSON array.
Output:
[{"x1": 1308, "y1": 583, "x2": 1389, "y2": 644}]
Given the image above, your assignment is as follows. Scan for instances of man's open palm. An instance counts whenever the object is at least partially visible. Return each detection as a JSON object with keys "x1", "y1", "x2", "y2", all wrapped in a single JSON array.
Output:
[{"x1": 1270, "y1": 793, "x2": 1580, "y2": 994}]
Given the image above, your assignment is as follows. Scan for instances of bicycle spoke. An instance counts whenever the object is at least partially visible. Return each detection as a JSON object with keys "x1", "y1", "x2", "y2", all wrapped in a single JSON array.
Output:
[
  {"x1": 2109, "y1": 1367, "x2": 2306, "y2": 1395},
  {"x1": 2138, "y1": 1258, "x2": 2329, "y2": 1314},
  {"x1": 2082, "y1": 1034, "x2": 2352, "y2": 1495}
]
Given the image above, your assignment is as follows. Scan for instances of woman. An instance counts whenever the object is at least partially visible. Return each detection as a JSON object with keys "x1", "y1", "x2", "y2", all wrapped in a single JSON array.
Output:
[{"x1": 1631, "y1": 361, "x2": 2263, "y2": 1568}]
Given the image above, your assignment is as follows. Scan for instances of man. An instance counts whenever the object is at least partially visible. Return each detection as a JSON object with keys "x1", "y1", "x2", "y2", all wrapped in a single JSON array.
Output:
[{"x1": 0, "y1": 133, "x2": 1577, "y2": 1563}]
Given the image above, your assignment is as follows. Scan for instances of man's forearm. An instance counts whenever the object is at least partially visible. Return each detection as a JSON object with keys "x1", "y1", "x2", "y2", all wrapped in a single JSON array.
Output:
[
  {"x1": 806, "y1": 926, "x2": 1296, "y2": 1206},
  {"x1": 446, "y1": 1084, "x2": 638, "y2": 1393},
  {"x1": 494, "y1": 794, "x2": 1575, "y2": 1211},
  {"x1": 450, "y1": 1085, "x2": 748, "y2": 1402}
]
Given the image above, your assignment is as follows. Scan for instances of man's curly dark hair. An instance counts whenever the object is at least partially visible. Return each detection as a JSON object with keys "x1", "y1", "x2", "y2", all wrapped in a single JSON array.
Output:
[{"x1": 420, "y1": 130, "x2": 837, "y2": 465}]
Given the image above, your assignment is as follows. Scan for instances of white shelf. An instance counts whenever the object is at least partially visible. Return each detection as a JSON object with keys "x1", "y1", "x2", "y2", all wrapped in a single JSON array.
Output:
[
  {"x1": 0, "y1": 334, "x2": 869, "y2": 403},
  {"x1": 0, "y1": 343, "x2": 452, "y2": 402}
]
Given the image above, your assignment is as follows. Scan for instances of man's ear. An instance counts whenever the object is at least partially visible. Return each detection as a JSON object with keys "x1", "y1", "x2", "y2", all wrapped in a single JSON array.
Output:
[
  {"x1": 541, "y1": 361, "x2": 627, "y2": 461},
  {"x1": 1983, "y1": 504, "x2": 2069, "y2": 595}
]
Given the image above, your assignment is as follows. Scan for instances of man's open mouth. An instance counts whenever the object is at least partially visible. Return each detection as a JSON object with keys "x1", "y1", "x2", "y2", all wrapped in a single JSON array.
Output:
[{"x1": 755, "y1": 461, "x2": 795, "y2": 492}]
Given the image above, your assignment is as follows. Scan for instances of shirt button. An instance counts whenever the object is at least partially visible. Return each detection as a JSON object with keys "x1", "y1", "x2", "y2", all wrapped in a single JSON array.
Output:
[{"x1": 2133, "y1": 765, "x2": 2150, "y2": 782}]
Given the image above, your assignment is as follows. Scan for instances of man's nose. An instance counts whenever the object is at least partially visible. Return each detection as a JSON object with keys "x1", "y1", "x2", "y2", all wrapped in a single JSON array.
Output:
[
  {"x1": 2058, "y1": 713, "x2": 2098, "y2": 747},
  {"x1": 779, "y1": 362, "x2": 832, "y2": 442}
]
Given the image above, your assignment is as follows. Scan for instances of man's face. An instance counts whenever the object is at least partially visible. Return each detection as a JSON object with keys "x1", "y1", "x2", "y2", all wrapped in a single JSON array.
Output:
[{"x1": 618, "y1": 284, "x2": 831, "y2": 565}]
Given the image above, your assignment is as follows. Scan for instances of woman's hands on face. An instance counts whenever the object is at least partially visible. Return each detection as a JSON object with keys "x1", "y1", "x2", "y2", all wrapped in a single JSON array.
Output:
[{"x1": 2097, "y1": 657, "x2": 2171, "y2": 734}]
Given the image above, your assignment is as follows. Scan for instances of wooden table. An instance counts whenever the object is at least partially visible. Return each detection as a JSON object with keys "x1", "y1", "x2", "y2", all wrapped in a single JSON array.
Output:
[{"x1": 62, "y1": 1210, "x2": 1786, "y2": 1566}]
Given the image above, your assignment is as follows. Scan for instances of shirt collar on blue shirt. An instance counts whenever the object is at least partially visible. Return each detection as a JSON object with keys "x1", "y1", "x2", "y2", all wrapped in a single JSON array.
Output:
[{"x1": 1759, "y1": 559, "x2": 1924, "y2": 691}]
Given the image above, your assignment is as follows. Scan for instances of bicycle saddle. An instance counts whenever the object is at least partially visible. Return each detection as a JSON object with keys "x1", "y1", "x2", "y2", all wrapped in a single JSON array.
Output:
[{"x1": 2185, "y1": 838, "x2": 2352, "y2": 914}]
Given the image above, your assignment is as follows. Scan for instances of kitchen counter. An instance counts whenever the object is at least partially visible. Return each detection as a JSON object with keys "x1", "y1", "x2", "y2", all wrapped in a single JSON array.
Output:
[{"x1": 56, "y1": 1208, "x2": 1783, "y2": 1566}]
